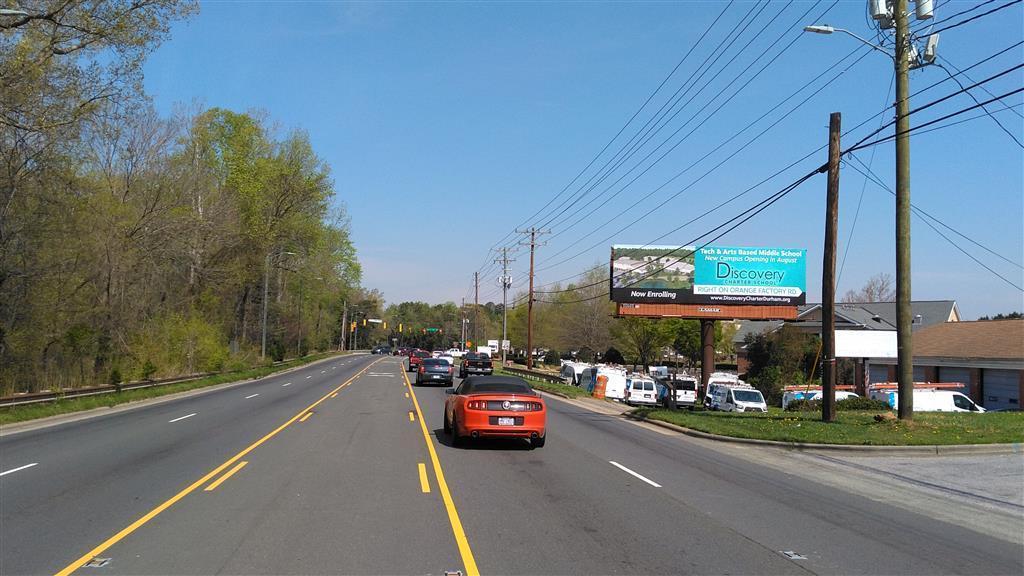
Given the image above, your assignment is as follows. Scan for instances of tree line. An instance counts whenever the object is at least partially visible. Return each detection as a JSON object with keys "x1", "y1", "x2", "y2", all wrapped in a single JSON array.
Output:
[{"x1": 1, "y1": 1, "x2": 361, "y2": 395}]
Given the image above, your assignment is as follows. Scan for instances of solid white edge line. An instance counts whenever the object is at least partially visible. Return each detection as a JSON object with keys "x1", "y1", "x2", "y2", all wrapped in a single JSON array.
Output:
[
  {"x1": 0, "y1": 462, "x2": 38, "y2": 477},
  {"x1": 244, "y1": 393, "x2": 259, "y2": 399},
  {"x1": 168, "y1": 413, "x2": 197, "y2": 423},
  {"x1": 609, "y1": 461, "x2": 662, "y2": 488}
]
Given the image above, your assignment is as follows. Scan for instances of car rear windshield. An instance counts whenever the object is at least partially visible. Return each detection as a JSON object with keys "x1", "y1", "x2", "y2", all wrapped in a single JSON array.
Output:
[
  {"x1": 461, "y1": 377, "x2": 533, "y2": 395},
  {"x1": 413, "y1": 351, "x2": 431, "y2": 358},
  {"x1": 675, "y1": 380, "x2": 697, "y2": 390},
  {"x1": 734, "y1": 390, "x2": 763, "y2": 403},
  {"x1": 466, "y1": 353, "x2": 490, "y2": 360},
  {"x1": 422, "y1": 359, "x2": 446, "y2": 366}
]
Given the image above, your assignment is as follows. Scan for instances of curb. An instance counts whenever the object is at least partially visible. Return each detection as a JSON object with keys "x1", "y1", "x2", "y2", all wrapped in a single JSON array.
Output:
[
  {"x1": 0, "y1": 352, "x2": 363, "y2": 437},
  {"x1": 631, "y1": 413, "x2": 1024, "y2": 455}
]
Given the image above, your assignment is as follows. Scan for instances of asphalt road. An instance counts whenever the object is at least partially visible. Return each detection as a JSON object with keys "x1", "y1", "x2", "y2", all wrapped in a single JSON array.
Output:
[{"x1": 1, "y1": 355, "x2": 1020, "y2": 575}]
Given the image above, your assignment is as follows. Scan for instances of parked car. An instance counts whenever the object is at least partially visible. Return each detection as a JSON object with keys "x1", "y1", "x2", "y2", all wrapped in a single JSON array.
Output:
[
  {"x1": 713, "y1": 385, "x2": 768, "y2": 413},
  {"x1": 658, "y1": 375, "x2": 698, "y2": 408},
  {"x1": 624, "y1": 377, "x2": 658, "y2": 406},
  {"x1": 407, "y1": 349, "x2": 431, "y2": 372},
  {"x1": 416, "y1": 358, "x2": 455, "y2": 386},
  {"x1": 444, "y1": 375, "x2": 546, "y2": 448},
  {"x1": 868, "y1": 388, "x2": 985, "y2": 412},
  {"x1": 459, "y1": 352, "x2": 493, "y2": 378}
]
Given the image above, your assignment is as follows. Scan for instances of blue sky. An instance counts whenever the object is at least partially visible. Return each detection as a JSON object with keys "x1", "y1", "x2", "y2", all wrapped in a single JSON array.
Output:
[{"x1": 143, "y1": 1, "x2": 1023, "y2": 319}]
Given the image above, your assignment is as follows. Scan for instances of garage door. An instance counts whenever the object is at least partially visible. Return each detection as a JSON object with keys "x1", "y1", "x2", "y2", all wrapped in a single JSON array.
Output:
[
  {"x1": 982, "y1": 369, "x2": 1020, "y2": 410},
  {"x1": 869, "y1": 365, "x2": 891, "y2": 384},
  {"x1": 938, "y1": 367, "x2": 971, "y2": 395}
]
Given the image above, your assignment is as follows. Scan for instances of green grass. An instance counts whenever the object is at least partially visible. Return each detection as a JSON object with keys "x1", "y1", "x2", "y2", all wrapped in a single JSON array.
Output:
[
  {"x1": 0, "y1": 352, "x2": 354, "y2": 426},
  {"x1": 495, "y1": 367, "x2": 591, "y2": 399},
  {"x1": 638, "y1": 407, "x2": 1024, "y2": 445}
]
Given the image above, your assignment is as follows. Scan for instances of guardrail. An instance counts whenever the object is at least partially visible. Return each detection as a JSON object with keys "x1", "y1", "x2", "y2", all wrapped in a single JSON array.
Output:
[
  {"x1": 501, "y1": 366, "x2": 566, "y2": 385},
  {"x1": 0, "y1": 351, "x2": 364, "y2": 409}
]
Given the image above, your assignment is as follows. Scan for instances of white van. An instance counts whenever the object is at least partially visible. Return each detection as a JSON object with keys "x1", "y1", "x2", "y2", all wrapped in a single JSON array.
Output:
[
  {"x1": 703, "y1": 373, "x2": 744, "y2": 409},
  {"x1": 660, "y1": 375, "x2": 698, "y2": 408},
  {"x1": 559, "y1": 361, "x2": 589, "y2": 386},
  {"x1": 580, "y1": 366, "x2": 628, "y2": 401},
  {"x1": 781, "y1": 390, "x2": 860, "y2": 409},
  {"x1": 713, "y1": 385, "x2": 768, "y2": 413},
  {"x1": 869, "y1": 388, "x2": 985, "y2": 412},
  {"x1": 625, "y1": 377, "x2": 659, "y2": 406}
]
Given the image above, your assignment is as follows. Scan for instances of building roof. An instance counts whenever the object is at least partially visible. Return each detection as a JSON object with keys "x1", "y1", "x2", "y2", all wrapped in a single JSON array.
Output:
[
  {"x1": 911, "y1": 319, "x2": 1023, "y2": 360},
  {"x1": 858, "y1": 300, "x2": 960, "y2": 329}
]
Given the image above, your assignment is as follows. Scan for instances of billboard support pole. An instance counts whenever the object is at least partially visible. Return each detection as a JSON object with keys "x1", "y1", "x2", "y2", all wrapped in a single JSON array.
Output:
[
  {"x1": 700, "y1": 319, "x2": 715, "y2": 395},
  {"x1": 822, "y1": 112, "x2": 841, "y2": 423}
]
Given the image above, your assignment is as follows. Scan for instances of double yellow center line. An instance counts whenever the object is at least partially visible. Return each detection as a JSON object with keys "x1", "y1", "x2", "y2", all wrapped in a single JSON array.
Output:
[
  {"x1": 54, "y1": 359, "x2": 381, "y2": 576},
  {"x1": 402, "y1": 366, "x2": 479, "y2": 576}
]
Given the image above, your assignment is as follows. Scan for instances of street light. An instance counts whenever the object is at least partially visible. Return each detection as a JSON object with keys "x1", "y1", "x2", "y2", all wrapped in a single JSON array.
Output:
[{"x1": 261, "y1": 250, "x2": 297, "y2": 360}]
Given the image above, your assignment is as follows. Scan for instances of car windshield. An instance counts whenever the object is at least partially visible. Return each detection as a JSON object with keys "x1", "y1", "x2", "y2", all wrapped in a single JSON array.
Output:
[{"x1": 734, "y1": 390, "x2": 763, "y2": 403}]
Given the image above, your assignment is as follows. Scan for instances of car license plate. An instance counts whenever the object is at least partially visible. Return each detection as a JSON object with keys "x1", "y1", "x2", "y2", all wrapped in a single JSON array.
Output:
[
  {"x1": 497, "y1": 417, "x2": 515, "y2": 426},
  {"x1": 431, "y1": 374, "x2": 441, "y2": 379}
]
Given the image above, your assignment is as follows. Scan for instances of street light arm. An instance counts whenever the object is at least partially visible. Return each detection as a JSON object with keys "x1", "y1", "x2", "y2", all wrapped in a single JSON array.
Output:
[{"x1": 803, "y1": 24, "x2": 895, "y2": 60}]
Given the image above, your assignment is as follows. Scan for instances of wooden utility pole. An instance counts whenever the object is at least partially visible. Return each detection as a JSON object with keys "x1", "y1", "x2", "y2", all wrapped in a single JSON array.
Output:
[
  {"x1": 822, "y1": 112, "x2": 841, "y2": 423},
  {"x1": 474, "y1": 271, "x2": 480, "y2": 343},
  {"x1": 495, "y1": 248, "x2": 515, "y2": 366},
  {"x1": 894, "y1": 0, "x2": 914, "y2": 420},
  {"x1": 517, "y1": 228, "x2": 549, "y2": 369}
]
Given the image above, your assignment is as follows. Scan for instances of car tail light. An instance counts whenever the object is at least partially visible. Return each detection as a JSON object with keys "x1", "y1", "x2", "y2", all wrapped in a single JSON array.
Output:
[
  {"x1": 448, "y1": 366, "x2": 454, "y2": 374},
  {"x1": 467, "y1": 400, "x2": 487, "y2": 410},
  {"x1": 419, "y1": 366, "x2": 425, "y2": 374}
]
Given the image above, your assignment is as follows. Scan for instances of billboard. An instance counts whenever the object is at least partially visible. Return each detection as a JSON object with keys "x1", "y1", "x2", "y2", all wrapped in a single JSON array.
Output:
[{"x1": 610, "y1": 245, "x2": 806, "y2": 306}]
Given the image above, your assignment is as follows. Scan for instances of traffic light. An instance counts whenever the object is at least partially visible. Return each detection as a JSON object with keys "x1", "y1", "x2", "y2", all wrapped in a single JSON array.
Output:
[
  {"x1": 350, "y1": 321, "x2": 355, "y2": 331},
  {"x1": 362, "y1": 318, "x2": 366, "y2": 327},
  {"x1": 383, "y1": 321, "x2": 387, "y2": 330},
  {"x1": 399, "y1": 323, "x2": 403, "y2": 333}
]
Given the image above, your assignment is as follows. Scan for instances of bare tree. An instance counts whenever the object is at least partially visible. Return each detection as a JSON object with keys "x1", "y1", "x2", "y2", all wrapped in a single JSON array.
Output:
[{"x1": 842, "y1": 272, "x2": 895, "y2": 303}]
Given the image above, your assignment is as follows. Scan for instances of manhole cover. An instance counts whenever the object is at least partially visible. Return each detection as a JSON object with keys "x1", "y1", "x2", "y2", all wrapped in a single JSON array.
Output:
[
  {"x1": 84, "y1": 557, "x2": 111, "y2": 568},
  {"x1": 781, "y1": 551, "x2": 807, "y2": 560}
]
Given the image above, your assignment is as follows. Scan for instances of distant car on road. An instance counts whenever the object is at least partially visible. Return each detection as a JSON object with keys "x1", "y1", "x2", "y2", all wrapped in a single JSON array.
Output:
[
  {"x1": 416, "y1": 358, "x2": 454, "y2": 386},
  {"x1": 444, "y1": 375, "x2": 547, "y2": 448},
  {"x1": 446, "y1": 348, "x2": 464, "y2": 358},
  {"x1": 371, "y1": 345, "x2": 392, "y2": 355},
  {"x1": 459, "y1": 352, "x2": 493, "y2": 378},
  {"x1": 407, "y1": 349, "x2": 431, "y2": 372},
  {"x1": 437, "y1": 354, "x2": 455, "y2": 366}
]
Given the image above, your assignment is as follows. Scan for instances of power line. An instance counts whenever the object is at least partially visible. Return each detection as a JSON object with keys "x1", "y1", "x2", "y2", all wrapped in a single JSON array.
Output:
[
  {"x1": 534, "y1": 46, "x2": 872, "y2": 276},
  {"x1": 930, "y1": 0, "x2": 1022, "y2": 35},
  {"x1": 846, "y1": 152, "x2": 1023, "y2": 270},
  {"x1": 934, "y1": 63, "x2": 1022, "y2": 147},
  {"x1": 478, "y1": 0, "x2": 737, "y2": 259},
  {"x1": 844, "y1": 154, "x2": 1023, "y2": 291},
  {"x1": 538, "y1": 0, "x2": 835, "y2": 240},
  {"x1": 532, "y1": 1, "x2": 775, "y2": 232}
]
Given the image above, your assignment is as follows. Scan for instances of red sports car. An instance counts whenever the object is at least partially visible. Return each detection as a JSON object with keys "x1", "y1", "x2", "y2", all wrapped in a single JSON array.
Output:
[{"x1": 444, "y1": 375, "x2": 547, "y2": 448}]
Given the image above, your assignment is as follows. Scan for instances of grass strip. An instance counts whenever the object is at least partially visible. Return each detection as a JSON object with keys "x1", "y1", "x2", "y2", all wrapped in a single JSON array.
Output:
[
  {"x1": 495, "y1": 367, "x2": 591, "y2": 399},
  {"x1": 0, "y1": 352, "x2": 353, "y2": 426},
  {"x1": 639, "y1": 407, "x2": 1024, "y2": 445}
]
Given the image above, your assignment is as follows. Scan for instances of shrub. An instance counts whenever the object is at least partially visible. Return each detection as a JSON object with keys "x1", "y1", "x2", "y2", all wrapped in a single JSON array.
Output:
[
  {"x1": 602, "y1": 347, "x2": 625, "y2": 364},
  {"x1": 141, "y1": 360, "x2": 157, "y2": 380},
  {"x1": 786, "y1": 396, "x2": 893, "y2": 412},
  {"x1": 837, "y1": 396, "x2": 892, "y2": 411},
  {"x1": 544, "y1": 349, "x2": 560, "y2": 365}
]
